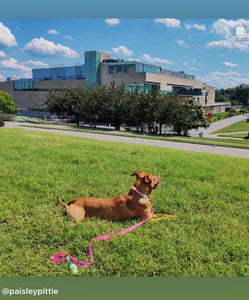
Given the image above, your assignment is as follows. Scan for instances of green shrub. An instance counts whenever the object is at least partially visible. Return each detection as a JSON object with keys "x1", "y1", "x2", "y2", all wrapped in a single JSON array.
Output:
[
  {"x1": 239, "y1": 107, "x2": 248, "y2": 114},
  {"x1": 228, "y1": 108, "x2": 239, "y2": 117}
]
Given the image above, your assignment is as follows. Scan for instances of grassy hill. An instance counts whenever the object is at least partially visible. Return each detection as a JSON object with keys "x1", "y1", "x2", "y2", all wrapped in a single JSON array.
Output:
[{"x1": 0, "y1": 128, "x2": 248, "y2": 277}]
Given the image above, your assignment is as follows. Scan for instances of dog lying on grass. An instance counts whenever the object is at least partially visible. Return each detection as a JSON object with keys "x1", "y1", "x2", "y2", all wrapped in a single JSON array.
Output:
[{"x1": 57, "y1": 171, "x2": 175, "y2": 222}]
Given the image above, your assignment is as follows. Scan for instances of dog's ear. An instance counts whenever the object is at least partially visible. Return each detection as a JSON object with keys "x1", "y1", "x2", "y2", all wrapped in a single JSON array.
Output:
[
  {"x1": 131, "y1": 171, "x2": 141, "y2": 178},
  {"x1": 131, "y1": 172, "x2": 151, "y2": 183},
  {"x1": 144, "y1": 174, "x2": 151, "y2": 183}
]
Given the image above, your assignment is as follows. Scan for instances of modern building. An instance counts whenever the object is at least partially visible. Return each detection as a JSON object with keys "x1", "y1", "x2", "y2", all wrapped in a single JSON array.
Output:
[{"x1": 0, "y1": 50, "x2": 226, "y2": 113}]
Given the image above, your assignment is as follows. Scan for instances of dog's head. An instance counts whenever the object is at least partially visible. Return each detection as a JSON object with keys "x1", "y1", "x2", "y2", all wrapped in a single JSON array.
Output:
[{"x1": 131, "y1": 171, "x2": 160, "y2": 191}]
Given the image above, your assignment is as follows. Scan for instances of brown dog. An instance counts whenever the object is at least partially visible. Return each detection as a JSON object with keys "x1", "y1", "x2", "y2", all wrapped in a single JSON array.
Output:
[{"x1": 57, "y1": 171, "x2": 175, "y2": 222}]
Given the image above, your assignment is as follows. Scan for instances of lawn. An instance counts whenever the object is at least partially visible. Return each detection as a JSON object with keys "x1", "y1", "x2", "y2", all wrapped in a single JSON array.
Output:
[
  {"x1": 212, "y1": 119, "x2": 249, "y2": 134},
  {"x1": 219, "y1": 133, "x2": 249, "y2": 139},
  {"x1": 0, "y1": 128, "x2": 249, "y2": 277}
]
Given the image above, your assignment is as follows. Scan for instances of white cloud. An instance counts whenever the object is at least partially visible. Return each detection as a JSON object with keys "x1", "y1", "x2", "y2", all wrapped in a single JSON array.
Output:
[
  {"x1": 128, "y1": 57, "x2": 141, "y2": 62},
  {"x1": 112, "y1": 45, "x2": 133, "y2": 57},
  {"x1": 23, "y1": 37, "x2": 79, "y2": 58},
  {"x1": 207, "y1": 19, "x2": 249, "y2": 51},
  {"x1": 0, "y1": 57, "x2": 49, "y2": 81},
  {"x1": 211, "y1": 18, "x2": 249, "y2": 38},
  {"x1": 176, "y1": 40, "x2": 189, "y2": 48},
  {"x1": 0, "y1": 50, "x2": 7, "y2": 57},
  {"x1": 21, "y1": 60, "x2": 49, "y2": 68},
  {"x1": 198, "y1": 71, "x2": 249, "y2": 88},
  {"x1": 223, "y1": 61, "x2": 239, "y2": 67},
  {"x1": 0, "y1": 58, "x2": 49, "y2": 78},
  {"x1": 206, "y1": 36, "x2": 249, "y2": 51},
  {"x1": 0, "y1": 22, "x2": 18, "y2": 48},
  {"x1": 184, "y1": 23, "x2": 206, "y2": 31},
  {"x1": 154, "y1": 18, "x2": 181, "y2": 29},
  {"x1": 48, "y1": 29, "x2": 59, "y2": 35},
  {"x1": 105, "y1": 18, "x2": 120, "y2": 26},
  {"x1": 64, "y1": 35, "x2": 73, "y2": 41},
  {"x1": 141, "y1": 54, "x2": 172, "y2": 65},
  {"x1": 0, "y1": 74, "x2": 5, "y2": 81},
  {"x1": 0, "y1": 57, "x2": 31, "y2": 73}
]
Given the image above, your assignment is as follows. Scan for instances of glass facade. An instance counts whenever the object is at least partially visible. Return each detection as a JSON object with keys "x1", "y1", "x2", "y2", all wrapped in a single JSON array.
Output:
[
  {"x1": 172, "y1": 86, "x2": 202, "y2": 96},
  {"x1": 125, "y1": 83, "x2": 160, "y2": 94},
  {"x1": 136, "y1": 63, "x2": 161, "y2": 74},
  {"x1": 85, "y1": 51, "x2": 101, "y2": 87},
  {"x1": 108, "y1": 62, "x2": 162, "y2": 75},
  {"x1": 14, "y1": 80, "x2": 37, "y2": 91},
  {"x1": 108, "y1": 63, "x2": 136, "y2": 74},
  {"x1": 107, "y1": 61, "x2": 195, "y2": 79},
  {"x1": 32, "y1": 65, "x2": 85, "y2": 80}
]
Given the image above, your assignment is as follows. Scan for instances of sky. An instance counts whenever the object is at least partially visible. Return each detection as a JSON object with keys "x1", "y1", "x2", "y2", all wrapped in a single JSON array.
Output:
[{"x1": 1, "y1": 18, "x2": 249, "y2": 89}]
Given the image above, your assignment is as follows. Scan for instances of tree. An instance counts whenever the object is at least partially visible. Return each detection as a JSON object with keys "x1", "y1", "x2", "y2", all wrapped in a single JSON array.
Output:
[
  {"x1": 125, "y1": 88, "x2": 154, "y2": 131},
  {"x1": 97, "y1": 82, "x2": 128, "y2": 130},
  {"x1": 0, "y1": 91, "x2": 17, "y2": 113},
  {"x1": 235, "y1": 84, "x2": 249, "y2": 106},
  {"x1": 45, "y1": 86, "x2": 209, "y2": 135},
  {"x1": 45, "y1": 87, "x2": 91, "y2": 126},
  {"x1": 215, "y1": 90, "x2": 229, "y2": 102},
  {"x1": 154, "y1": 94, "x2": 179, "y2": 135},
  {"x1": 62, "y1": 88, "x2": 88, "y2": 126},
  {"x1": 172, "y1": 98, "x2": 209, "y2": 136}
]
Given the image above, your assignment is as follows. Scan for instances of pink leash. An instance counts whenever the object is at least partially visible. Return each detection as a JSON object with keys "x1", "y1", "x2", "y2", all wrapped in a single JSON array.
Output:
[{"x1": 51, "y1": 209, "x2": 154, "y2": 268}]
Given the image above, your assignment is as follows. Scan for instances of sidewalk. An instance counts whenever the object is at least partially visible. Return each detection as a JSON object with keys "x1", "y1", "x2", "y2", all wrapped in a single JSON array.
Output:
[{"x1": 189, "y1": 114, "x2": 249, "y2": 137}]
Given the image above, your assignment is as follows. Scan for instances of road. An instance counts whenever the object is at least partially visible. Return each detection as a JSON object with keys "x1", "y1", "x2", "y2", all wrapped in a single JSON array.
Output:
[{"x1": 4, "y1": 120, "x2": 249, "y2": 159}]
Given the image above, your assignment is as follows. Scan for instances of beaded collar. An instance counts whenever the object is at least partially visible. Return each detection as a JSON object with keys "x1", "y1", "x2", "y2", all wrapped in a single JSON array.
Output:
[{"x1": 131, "y1": 186, "x2": 150, "y2": 201}]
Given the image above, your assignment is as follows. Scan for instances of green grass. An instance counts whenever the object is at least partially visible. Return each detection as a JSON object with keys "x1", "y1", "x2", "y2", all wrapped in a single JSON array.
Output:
[
  {"x1": 0, "y1": 128, "x2": 249, "y2": 277},
  {"x1": 212, "y1": 119, "x2": 249, "y2": 134},
  {"x1": 219, "y1": 133, "x2": 249, "y2": 139}
]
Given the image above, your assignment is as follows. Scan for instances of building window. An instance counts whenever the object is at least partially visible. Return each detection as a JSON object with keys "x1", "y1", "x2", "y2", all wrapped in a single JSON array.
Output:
[
  {"x1": 109, "y1": 66, "x2": 116, "y2": 74},
  {"x1": 108, "y1": 64, "x2": 135, "y2": 74},
  {"x1": 117, "y1": 65, "x2": 123, "y2": 73},
  {"x1": 14, "y1": 80, "x2": 37, "y2": 91},
  {"x1": 124, "y1": 64, "x2": 135, "y2": 73}
]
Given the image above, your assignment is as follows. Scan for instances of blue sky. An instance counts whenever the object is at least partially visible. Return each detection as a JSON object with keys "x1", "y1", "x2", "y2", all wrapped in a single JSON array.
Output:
[{"x1": 1, "y1": 18, "x2": 249, "y2": 89}]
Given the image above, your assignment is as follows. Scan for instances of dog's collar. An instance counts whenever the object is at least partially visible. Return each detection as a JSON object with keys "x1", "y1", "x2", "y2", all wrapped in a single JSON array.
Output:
[{"x1": 131, "y1": 186, "x2": 150, "y2": 201}]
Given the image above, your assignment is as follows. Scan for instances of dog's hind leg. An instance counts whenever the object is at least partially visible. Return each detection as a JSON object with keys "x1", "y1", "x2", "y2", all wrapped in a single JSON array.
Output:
[{"x1": 67, "y1": 205, "x2": 86, "y2": 223}]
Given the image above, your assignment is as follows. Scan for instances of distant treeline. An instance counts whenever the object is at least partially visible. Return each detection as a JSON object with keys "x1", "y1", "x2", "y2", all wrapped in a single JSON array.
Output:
[{"x1": 215, "y1": 83, "x2": 249, "y2": 106}]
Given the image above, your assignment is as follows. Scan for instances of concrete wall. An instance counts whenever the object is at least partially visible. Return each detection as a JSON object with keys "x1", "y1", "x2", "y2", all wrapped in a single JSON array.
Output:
[
  {"x1": 145, "y1": 72, "x2": 203, "y2": 90},
  {"x1": 36, "y1": 79, "x2": 85, "y2": 89},
  {"x1": 204, "y1": 102, "x2": 231, "y2": 113},
  {"x1": 100, "y1": 64, "x2": 146, "y2": 86},
  {"x1": 0, "y1": 79, "x2": 85, "y2": 110},
  {"x1": 100, "y1": 52, "x2": 112, "y2": 62}
]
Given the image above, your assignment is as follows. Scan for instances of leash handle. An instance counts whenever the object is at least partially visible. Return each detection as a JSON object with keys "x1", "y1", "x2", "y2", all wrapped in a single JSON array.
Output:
[{"x1": 51, "y1": 209, "x2": 154, "y2": 268}]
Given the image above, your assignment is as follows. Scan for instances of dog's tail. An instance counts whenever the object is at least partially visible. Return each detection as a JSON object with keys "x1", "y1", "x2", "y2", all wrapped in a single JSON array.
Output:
[{"x1": 57, "y1": 196, "x2": 68, "y2": 209}]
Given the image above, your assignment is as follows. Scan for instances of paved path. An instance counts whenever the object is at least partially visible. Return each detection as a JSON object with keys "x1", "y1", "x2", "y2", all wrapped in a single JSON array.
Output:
[
  {"x1": 189, "y1": 114, "x2": 249, "y2": 137},
  {"x1": 4, "y1": 121, "x2": 249, "y2": 159}
]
